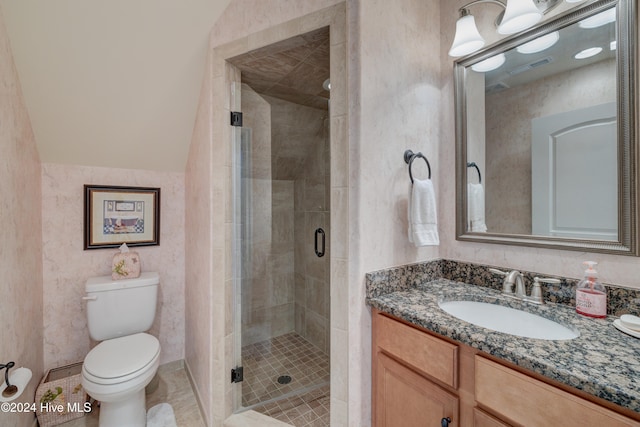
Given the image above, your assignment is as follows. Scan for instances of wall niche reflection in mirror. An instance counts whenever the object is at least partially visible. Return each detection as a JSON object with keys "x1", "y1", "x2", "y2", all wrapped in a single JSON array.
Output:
[{"x1": 455, "y1": 0, "x2": 638, "y2": 255}]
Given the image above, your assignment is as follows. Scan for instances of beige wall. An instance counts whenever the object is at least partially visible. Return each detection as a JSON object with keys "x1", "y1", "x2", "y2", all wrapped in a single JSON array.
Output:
[
  {"x1": 185, "y1": 1, "x2": 443, "y2": 426},
  {"x1": 185, "y1": 42, "x2": 230, "y2": 427},
  {"x1": 187, "y1": 2, "x2": 638, "y2": 427},
  {"x1": 440, "y1": 1, "x2": 640, "y2": 289},
  {"x1": 41, "y1": 163, "x2": 186, "y2": 370},
  {"x1": 185, "y1": 3, "x2": 345, "y2": 426},
  {"x1": 0, "y1": 6, "x2": 43, "y2": 427},
  {"x1": 484, "y1": 59, "x2": 616, "y2": 234},
  {"x1": 1, "y1": 5, "x2": 189, "y2": 426},
  {"x1": 351, "y1": 0, "x2": 443, "y2": 424}
]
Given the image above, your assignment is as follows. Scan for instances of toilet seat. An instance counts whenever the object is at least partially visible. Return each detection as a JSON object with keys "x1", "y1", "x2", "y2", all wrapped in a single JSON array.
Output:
[{"x1": 83, "y1": 333, "x2": 160, "y2": 385}]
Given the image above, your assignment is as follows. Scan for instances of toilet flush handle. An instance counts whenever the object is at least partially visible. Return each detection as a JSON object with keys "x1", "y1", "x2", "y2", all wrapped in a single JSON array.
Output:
[{"x1": 82, "y1": 296, "x2": 97, "y2": 301}]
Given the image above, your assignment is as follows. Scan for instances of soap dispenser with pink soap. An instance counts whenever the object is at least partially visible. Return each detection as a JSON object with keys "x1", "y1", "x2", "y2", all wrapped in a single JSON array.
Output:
[{"x1": 575, "y1": 261, "x2": 607, "y2": 318}]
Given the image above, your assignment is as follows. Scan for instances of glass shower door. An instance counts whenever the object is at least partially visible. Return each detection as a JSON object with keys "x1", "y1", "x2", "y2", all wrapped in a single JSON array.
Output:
[{"x1": 231, "y1": 82, "x2": 330, "y2": 415}]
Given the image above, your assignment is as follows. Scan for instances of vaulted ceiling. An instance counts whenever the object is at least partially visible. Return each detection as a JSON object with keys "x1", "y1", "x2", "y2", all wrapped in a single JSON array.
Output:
[{"x1": 0, "y1": 0, "x2": 231, "y2": 172}]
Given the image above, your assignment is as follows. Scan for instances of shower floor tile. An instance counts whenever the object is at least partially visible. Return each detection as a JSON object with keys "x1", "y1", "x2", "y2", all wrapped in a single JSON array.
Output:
[{"x1": 241, "y1": 332, "x2": 329, "y2": 409}]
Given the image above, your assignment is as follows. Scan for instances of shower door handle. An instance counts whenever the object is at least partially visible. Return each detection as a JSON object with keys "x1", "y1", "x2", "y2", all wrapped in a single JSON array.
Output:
[{"x1": 314, "y1": 228, "x2": 325, "y2": 258}]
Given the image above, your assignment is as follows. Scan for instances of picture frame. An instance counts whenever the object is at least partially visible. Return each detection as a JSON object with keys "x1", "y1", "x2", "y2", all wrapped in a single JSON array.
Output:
[{"x1": 84, "y1": 185, "x2": 160, "y2": 249}]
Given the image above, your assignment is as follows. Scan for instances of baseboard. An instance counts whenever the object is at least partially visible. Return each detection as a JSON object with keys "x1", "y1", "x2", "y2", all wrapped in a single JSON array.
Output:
[
  {"x1": 184, "y1": 359, "x2": 209, "y2": 427},
  {"x1": 157, "y1": 359, "x2": 184, "y2": 373}
]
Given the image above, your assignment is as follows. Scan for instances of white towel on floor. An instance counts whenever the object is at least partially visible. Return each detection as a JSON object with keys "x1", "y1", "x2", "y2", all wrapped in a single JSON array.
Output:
[
  {"x1": 408, "y1": 179, "x2": 439, "y2": 246},
  {"x1": 467, "y1": 183, "x2": 487, "y2": 232},
  {"x1": 147, "y1": 403, "x2": 178, "y2": 427}
]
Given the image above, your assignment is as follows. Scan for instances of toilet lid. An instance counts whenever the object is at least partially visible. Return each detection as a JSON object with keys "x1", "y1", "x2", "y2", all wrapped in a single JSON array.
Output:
[{"x1": 84, "y1": 333, "x2": 160, "y2": 379}]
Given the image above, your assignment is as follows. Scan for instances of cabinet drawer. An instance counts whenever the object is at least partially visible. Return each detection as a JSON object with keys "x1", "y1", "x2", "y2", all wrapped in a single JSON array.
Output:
[
  {"x1": 376, "y1": 314, "x2": 458, "y2": 388},
  {"x1": 475, "y1": 356, "x2": 640, "y2": 427}
]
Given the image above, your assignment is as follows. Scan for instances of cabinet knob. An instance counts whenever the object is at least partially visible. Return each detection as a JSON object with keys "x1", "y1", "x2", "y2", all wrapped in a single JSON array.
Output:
[{"x1": 441, "y1": 417, "x2": 452, "y2": 427}]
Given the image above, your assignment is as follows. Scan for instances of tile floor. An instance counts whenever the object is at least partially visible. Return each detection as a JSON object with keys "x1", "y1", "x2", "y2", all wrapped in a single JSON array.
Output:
[
  {"x1": 241, "y1": 332, "x2": 330, "y2": 426},
  {"x1": 56, "y1": 333, "x2": 329, "y2": 427},
  {"x1": 252, "y1": 384, "x2": 330, "y2": 427},
  {"x1": 57, "y1": 360, "x2": 206, "y2": 427}
]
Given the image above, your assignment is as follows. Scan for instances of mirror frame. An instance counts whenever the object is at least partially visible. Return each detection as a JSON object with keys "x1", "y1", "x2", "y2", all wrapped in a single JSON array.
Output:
[{"x1": 454, "y1": 0, "x2": 639, "y2": 255}]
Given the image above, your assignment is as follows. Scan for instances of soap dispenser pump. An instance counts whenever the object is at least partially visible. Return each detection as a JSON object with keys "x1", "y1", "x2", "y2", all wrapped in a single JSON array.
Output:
[{"x1": 576, "y1": 261, "x2": 607, "y2": 318}]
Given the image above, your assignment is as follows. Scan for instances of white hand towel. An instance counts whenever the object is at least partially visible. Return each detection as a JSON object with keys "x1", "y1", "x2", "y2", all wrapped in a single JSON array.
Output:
[
  {"x1": 467, "y1": 183, "x2": 487, "y2": 232},
  {"x1": 408, "y1": 179, "x2": 439, "y2": 246}
]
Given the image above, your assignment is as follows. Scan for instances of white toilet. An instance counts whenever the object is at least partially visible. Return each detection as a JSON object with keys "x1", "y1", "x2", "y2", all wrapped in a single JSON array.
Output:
[{"x1": 81, "y1": 272, "x2": 161, "y2": 427}]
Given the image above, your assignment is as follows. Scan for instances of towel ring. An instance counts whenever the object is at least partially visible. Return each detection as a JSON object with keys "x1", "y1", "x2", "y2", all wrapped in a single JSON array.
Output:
[
  {"x1": 404, "y1": 149, "x2": 431, "y2": 184},
  {"x1": 467, "y1": 162, "x2": 482, "y2": 184}
]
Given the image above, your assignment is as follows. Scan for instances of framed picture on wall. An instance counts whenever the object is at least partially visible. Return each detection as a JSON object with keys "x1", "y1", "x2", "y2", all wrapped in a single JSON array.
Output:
[{"x1": 84, "y1": 185, "x2": 160, "y2": 249}]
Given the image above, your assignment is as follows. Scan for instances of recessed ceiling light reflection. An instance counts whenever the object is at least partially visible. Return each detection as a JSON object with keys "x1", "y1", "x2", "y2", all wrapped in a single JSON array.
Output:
[
  {"x1": 610, "y1": 40, "x2": 617, "y2": 50},
  {"x1": 574, "y1": 47, "x2": 603, "y2": 59},
  {"x1": 579, "y1": 8, "x2": 616, "y2": 29},
  {"x1": 471, "y1": 53, "x2": 506, "y2": 73},
  {"x1": 517, "y1": 32, "x2": 560, "y2": 54}
]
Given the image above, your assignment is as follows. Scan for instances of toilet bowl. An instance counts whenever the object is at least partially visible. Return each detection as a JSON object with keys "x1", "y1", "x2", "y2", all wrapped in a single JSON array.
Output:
[
  {"x1": 82, "y1": 272, "x2": 161, "y2": 426},
  {"x1": 82, "y1": 333, "x2": 160, "y2": 427}
]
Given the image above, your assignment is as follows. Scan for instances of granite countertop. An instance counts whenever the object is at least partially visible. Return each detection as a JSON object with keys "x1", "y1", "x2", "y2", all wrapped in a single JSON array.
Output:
[{"x1": 367, "y1": 278, "x2": 640, "y2": 413}]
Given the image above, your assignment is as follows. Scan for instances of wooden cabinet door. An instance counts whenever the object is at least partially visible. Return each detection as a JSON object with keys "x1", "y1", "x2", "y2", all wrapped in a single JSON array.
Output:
[
  {"x1": 473, "y1": 408, "x2": 512, "y2": 427},
  {"x1": 375, "y1": 352, "x2": 459, "y2": 427}
]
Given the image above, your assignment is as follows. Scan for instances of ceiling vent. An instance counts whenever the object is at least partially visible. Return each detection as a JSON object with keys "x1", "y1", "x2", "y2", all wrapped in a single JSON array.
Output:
[
  {"x1": 508, "y1": 56, "x2": 553, "y2": 76},
  {"x1": 486, "y1": 82, "x2": 510, "y2": 94}
]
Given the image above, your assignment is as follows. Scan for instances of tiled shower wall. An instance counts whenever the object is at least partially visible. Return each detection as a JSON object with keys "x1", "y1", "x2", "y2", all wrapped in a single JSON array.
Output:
[
  {"x1": 280, "y1": 100, "x2": 331, "y2": 355},
  {"x1": 240, "y1": 88, "x2": 330, "y2": 352},
  {"x1": 240, "y1": 86, "x2": 295, "y2": 346}
]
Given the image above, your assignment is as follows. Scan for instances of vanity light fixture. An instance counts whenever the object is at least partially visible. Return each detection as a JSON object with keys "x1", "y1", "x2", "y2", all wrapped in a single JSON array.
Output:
[
  {"x1": 579, "y1": 8, "x2": 616, "y2": 29},
  {"x1": 516, "y1": 31, "x2": 560, "y2": 54},
  {"x1": 448, "y1": 10, "x2": 486, "y2": 57},
  {"x1": 471, "y1": 53, "x2": 506, "y2": 72},
  {"x1": 574, "y1": 46, "x2": 603, "y2": 59},
  {"x1": 449, "y1": 0, "x2": 559, "y2": 57},
  {"x1": 498, "y1": 0, "x2": 543, "y2": 34}
]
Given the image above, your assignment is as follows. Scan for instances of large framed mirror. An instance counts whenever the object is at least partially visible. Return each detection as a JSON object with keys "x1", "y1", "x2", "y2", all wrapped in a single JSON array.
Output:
[{"x1": 455, "y1": 0, "x2": 638, "y2": 255}]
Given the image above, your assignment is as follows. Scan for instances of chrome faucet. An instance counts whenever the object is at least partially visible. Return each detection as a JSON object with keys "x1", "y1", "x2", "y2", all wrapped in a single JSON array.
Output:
[
  {"x1": 489, "y1": 268, "x2": 560, "y2": 304},
  {"x1": 506, "y1": 270, "x2": 526, "y2": 298}
]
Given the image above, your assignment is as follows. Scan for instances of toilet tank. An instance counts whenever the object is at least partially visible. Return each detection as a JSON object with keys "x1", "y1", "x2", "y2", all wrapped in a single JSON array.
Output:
[{"x1": 84, "y1": 272, "x2": 159, "y2": 341}]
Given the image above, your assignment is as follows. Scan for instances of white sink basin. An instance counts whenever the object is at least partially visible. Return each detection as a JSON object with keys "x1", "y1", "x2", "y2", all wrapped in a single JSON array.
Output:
[{"x1": 439, "y1": 300, "x2": 579, "y2": 340}]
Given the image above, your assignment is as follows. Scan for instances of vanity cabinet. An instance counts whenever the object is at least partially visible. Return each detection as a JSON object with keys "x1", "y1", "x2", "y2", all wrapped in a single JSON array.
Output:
[
  {"x1": 373, "y1": 310, "x2": 468, "y2": 426},
  {"x1": 475, "y1": 357, "x2": 640, "y2": 427},
  {"x1": 372, "y1": 309, "x2": 640, "y2": 427},
  {"x1": 375, "y1": 352, "x2": 458, "y2": 427}
]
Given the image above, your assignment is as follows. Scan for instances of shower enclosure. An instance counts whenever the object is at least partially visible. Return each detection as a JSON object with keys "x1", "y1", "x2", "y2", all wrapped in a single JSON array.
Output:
[{"x1": 230, "y1": 28, "x2": 331, "y2": 424}]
